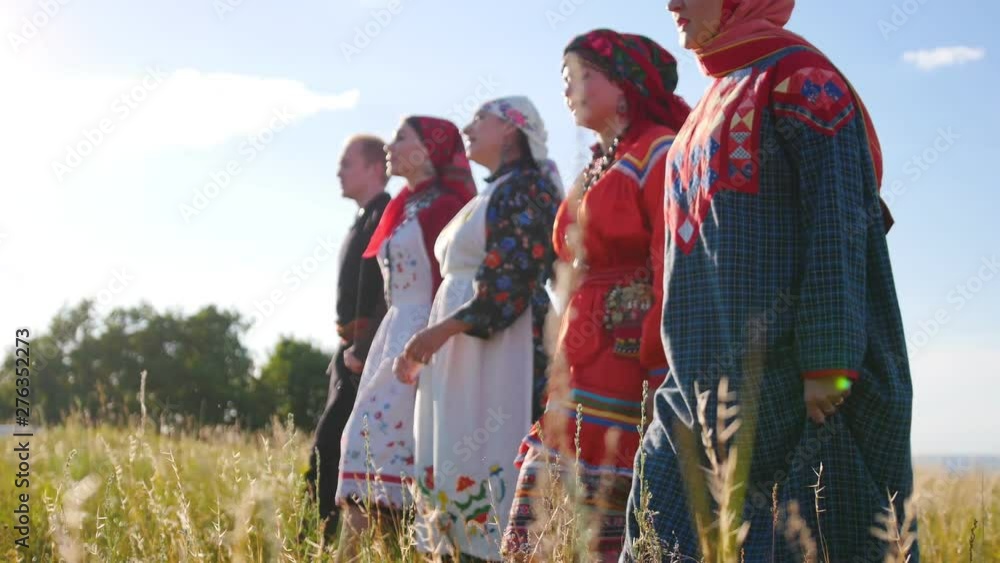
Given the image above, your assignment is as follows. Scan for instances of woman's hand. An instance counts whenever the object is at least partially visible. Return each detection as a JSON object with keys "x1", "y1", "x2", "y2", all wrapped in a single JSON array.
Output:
[
  {"x1": 394, "y1": 355, "x2": 422, "y2": 384},
  {"x1": 343, "y1": 346, "x2": 364, "y2": 374},
  {"x1": 804, "y1": 376, "x2": 852, "y2": 425},
  {"x1": 403, "y1": 319, "x2": 470, "y2": 366}
]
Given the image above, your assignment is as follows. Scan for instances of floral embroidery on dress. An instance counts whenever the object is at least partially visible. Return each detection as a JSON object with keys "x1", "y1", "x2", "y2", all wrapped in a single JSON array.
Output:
[
  {"x1": 603, "y1": 280, "x2": 654, "y2": 358},
  {"x1": 414, "y1": 464, "x2": 508, "y2": 539},
  {"x1": 382, "y1": 186, "x2": 443, "y2": 298},
  {"x1": 389, "y1": 246, "x2": 419, "y2": 293}
]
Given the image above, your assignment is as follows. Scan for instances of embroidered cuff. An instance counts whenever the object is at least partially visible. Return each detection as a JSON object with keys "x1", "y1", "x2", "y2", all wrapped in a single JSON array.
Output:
[
  {"x1": 451, "y1": 304, "x2": 493, "y2": 340},
  {"x1": 646, "y1": 367, "x2": 668, "y2": 393},
  {"x1": 647, "y1": 367, "x2": 668, "y2": 379},
  {"x1": 801, "y1": 369, "x2": 859, "y2": 381}
]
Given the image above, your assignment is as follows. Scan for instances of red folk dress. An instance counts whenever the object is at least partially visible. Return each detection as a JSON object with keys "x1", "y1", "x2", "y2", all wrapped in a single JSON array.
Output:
[{"x1": 505, "y1": 121, "x2": 674, "y2": 559}]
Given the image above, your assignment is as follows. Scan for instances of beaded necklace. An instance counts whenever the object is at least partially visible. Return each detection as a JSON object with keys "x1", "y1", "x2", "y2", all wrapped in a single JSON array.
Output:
[
  {"x1": 580, "y1": 126, "x2": 628, "y2": 197},
  {"x1": 569, "y1": 126, "x2": 629, "y2": 273}
]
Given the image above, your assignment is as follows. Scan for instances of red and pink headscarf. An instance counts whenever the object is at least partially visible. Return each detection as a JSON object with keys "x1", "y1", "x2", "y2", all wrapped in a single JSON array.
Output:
[
  {"x1": 565, "y1": 29, "x2": 691, "y2": 133},
  {"x1": 364, "y1": 116, "x2": 476, "y2": 258}
]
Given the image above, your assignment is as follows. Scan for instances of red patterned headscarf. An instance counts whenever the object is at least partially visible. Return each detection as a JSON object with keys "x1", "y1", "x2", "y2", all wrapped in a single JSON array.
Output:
[
  {"x1": 405, "y1": 116, "x2": 477, "y2": 201},
  {"x1": 565, "y1": 29, "x2": 691, "y2": 132},
  {"x1": 363, "y1": 116, "x2": 475, "y2": 258}
]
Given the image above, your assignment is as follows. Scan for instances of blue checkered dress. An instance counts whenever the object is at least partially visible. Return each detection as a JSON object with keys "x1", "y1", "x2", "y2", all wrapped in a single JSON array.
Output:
[{"x1": 622, "y1": 50, "x2": 917, "y2": 562}]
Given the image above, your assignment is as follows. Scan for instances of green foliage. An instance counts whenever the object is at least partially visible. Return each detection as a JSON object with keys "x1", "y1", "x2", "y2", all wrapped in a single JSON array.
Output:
[
  {"x1": 0, "y1": 300, "x2": 332, "y2": 430},
  {"x1": 257, "y1": 337, "x2": 332, "y2": 429}
]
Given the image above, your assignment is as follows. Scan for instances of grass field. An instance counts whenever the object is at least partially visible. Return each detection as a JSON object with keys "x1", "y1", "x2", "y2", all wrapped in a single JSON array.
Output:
[{"x1": 0, "y1": 416, "x2": 995, "y2": 562}]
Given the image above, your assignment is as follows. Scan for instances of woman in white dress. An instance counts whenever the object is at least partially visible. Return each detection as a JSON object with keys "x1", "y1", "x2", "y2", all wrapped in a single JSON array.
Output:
[
  {"x1": 396, "y1": 97, "x2": 563, "y2": 561},
  {"x1": 336, "y1": 116, "x2": 475, "y2": 547}
]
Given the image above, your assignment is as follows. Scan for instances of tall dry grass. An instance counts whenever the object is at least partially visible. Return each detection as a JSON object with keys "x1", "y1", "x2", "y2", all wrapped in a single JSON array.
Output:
[{"x1": 0, "y1": 402, "x2": 995, "y2": 562}]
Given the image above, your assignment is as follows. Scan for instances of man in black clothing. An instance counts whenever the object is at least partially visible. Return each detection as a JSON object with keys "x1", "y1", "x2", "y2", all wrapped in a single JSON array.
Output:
[{"x1": 305, "y1": 134, "x2": 390, "y2": 539}]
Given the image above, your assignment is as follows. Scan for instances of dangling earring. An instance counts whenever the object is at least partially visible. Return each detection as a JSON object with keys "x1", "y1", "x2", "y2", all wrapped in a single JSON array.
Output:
[{"x1": 616, "y1": 96, "x2": 628, "y2": 116}]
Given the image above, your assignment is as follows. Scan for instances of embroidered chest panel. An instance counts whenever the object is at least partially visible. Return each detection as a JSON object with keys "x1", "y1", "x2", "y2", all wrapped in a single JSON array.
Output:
[
  {"x1": 381, "y1": 187, "x2": 442, "y2": 295},
  {"x1": 402, "y1": 186, "x2": 442, "y2": 223},
  {"x1": 665, "y1": 55, "x2": 855, "y2": 255},
  {"x1": 665, "y1": 66, "x2": 768, "y2": 255}
]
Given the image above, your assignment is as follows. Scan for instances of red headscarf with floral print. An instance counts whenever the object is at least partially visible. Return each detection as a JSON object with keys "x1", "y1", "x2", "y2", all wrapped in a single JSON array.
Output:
[
  {"x1": 565, "y1": 29, "x2": 691, "y2": 132},
  {"x1": 364, "y1": 116, "x2": 476, "y2": 259}
]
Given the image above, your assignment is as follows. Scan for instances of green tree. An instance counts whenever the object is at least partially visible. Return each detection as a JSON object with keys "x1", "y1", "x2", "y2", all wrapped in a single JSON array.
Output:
[
  {"x1": 1, "y1": 300, "x2": 99, "y2": 423},
  {"x1": 257, "y1": 337, "x2": 332, "y2": 429},
  {"x1": 1, "y1": 301, "x2": 258, "y2": 427}
]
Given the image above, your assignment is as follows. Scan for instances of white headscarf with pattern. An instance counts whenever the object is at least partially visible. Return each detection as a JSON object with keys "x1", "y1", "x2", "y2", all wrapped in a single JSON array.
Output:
[{"x1": 479, "y1": 96, "x2": 564, "y2": 192}]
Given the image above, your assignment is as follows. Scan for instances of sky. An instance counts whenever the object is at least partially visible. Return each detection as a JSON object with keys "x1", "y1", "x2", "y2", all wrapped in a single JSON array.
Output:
[{"x1": 0, "y1": 0, "x2": 997, "y2": 455}]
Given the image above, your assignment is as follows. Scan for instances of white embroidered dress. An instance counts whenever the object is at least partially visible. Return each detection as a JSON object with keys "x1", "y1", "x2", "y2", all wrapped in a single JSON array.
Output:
[
  {"x1": 336, "y1": 192, "x2": 437, "y2": 508},
  {"x1": 412, "y1": 173, "x2": 535, "y2": 560}
]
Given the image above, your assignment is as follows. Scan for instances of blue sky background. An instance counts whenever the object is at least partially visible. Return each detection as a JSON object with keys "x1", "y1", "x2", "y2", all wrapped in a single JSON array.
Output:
[{"x1": 1, "y1": 0, "x2": 996, "y2": 454}]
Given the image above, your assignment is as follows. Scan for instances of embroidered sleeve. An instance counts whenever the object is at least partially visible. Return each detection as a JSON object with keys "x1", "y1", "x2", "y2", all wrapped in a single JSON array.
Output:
[
  {"x1": 452, "y1": 173, "x2": 560, "y2": 339},
  {"x1": 776, "y1": 96, "x2": 875, "y2": 381},
  {"x1": 771, "y1": 63, "x2": 857, "y2": 138}
]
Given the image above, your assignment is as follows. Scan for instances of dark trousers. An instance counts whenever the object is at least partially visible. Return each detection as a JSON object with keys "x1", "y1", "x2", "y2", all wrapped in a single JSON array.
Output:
[{"x1": 305, "y1": 346, "x2": 360, "y2": 537}]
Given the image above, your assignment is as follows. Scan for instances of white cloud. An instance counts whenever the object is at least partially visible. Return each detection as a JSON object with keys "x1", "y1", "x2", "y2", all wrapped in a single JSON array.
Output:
[
  {"x1": 902, "y1": 46, "x2": 986, "y2": 71},
  {"x1": 0, "y1": 62, "x2": 359, "y2": 190}
]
